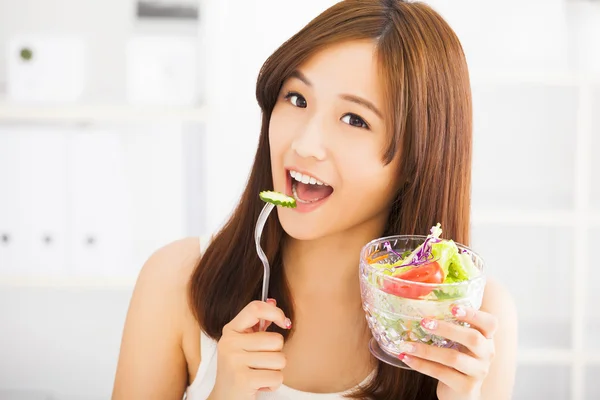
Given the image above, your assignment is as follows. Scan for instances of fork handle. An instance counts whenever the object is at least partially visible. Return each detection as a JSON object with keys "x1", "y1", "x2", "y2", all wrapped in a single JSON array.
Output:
[{"x1": 255, "y1": 202, "x2": 275, "y2": 331}]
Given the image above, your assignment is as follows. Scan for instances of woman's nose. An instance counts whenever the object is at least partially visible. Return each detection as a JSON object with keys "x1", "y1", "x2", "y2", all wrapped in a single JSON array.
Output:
[{"x1": 290, "y1": 115, "x2": 327, "y2": 161}]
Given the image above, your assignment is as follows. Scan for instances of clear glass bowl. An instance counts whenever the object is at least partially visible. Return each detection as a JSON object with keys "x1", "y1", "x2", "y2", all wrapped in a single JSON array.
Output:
[{"x1": 359, "y1": 235, "x2": 486, "y2": 367}]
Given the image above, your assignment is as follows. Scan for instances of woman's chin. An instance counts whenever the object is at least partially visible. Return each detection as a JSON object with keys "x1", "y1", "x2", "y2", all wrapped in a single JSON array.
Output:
[{"x1": 277, "y1": 210, "x2": 330, "y2": 241}]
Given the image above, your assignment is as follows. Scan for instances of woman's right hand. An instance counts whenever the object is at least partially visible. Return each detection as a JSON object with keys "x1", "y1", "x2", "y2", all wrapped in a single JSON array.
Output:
[{"x1": 208, "y1": 299, "x2": 292, "y2": 400}]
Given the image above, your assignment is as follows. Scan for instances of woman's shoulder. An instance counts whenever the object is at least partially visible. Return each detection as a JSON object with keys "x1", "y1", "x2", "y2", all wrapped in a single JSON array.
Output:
[
  {"x1": 137, "y1": 236, "x2": 203, "y2": 290},
  {"x1": 482, "y1": 278, "x2": 516, "y2": 317},
  {"x1": 481, "y1": 278, "x2": 518, "y2": 376},
  {"x1": 481, "y1": 278, "x2": 517, "y2": 334},
  {"x1": 113, "y1": 237, "x2": 205, "y2": 396},
  {"x1": 128, "y1": 236, "x2": 206, "y2": 337},
  {"x1": 126, "y1": 237, "x2": 204, "y2": 336}
]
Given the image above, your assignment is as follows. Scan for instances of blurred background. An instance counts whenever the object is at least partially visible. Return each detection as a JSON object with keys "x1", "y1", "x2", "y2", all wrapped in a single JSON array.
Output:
[{"x1": 0, "y1": 0, "x2": 598, "y2": 399}]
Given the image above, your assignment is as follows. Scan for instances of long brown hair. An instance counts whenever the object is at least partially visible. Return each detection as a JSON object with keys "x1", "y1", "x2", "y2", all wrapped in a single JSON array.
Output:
[{"x1": 189, "y1": 1, "x2": 472, "y2": 398}]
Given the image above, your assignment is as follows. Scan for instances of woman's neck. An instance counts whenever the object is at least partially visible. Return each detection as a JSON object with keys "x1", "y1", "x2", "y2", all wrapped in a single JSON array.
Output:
[
  {"x1": 279, "y1": 215, "x2": 387, "y2": 388},
  {"x1": 282, "y1": 214, "x2": 388, "y2": 304}
]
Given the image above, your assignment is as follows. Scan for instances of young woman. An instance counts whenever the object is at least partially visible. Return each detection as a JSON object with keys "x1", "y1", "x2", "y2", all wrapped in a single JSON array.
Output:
[{"x1": 112, "y1": 1, "x2": 518, "y2": 399}]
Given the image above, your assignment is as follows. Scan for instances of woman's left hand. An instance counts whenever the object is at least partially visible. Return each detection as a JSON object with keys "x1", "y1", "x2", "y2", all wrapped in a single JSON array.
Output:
[{"x1": 398, "y1": 305, "x2": 498, "y2": 400}]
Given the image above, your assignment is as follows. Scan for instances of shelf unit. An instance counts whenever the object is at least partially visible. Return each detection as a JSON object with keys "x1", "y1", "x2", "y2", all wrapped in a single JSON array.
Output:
[
  {"x1": 469, "y1": 71, "x2": 598, "y2": 400},
  {"x1": 518, "y1": 349, "x2": 600, "y2": 366},
  {"x1": 0, "y1": 102, "x2": 210, "y2": 123},
  {"x1": 0, "y1": 275, "x2": 137, "y2": 289},
  {"x1": 469, "y1": 71, "x2": 600, "y2": 87}
]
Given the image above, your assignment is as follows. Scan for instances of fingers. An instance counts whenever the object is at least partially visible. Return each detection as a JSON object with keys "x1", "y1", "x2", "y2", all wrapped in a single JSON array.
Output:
[
  {"x1": 215, "y1": 299, "x2": 290, "y2": 398},
  {"x1": 245, "y1": 351, "x2": 287, "y2": 370},
  {"x1": 239, "y1": 331, "x2": 285, "y2": 352},
  {"x1": 451, "y1": 305, "x2": 498, "y2": 339},
  {"x1": 399, "y1": 341, "x2": 488, "y2": 378},
  {"x1": 224, "y1": 300, "x2": 292, "y2": 334},
  {"x1": 400, "y1": 355, "x2": 480, "y2": 397},
  {"x1": 260, "y1": 299, "x2": 277, "y2": 331},
  {"x1": 247, "y1": 369, "x2": 284, "y2": 391},
  {"x1": 420, "y1": 317, "x2": 493, "y2": 359}
]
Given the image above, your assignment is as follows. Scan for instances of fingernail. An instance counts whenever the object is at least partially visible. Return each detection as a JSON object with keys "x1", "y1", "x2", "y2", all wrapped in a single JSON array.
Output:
[
  {"x1": 284, "y1": 318, "x2": 292, "y2": 329},
  {"x1": 398, "y1": 353, "x2": 411, "y2": 362},
  {"x1": 266, "y1": 298, "x2": 276, "y2": 306},
  {"x1": 421, "y1": 318, "x2": 438, "y2": 330},
  {"x1": 451, "y1": 305, "x2": 466, "y2": 317},
  {"x1": 398, "y1": 342, "x2": 415, "y2": 353}
]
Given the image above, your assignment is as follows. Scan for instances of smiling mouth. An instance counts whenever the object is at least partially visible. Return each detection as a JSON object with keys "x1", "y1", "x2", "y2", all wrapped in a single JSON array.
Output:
[{"x1": 289, "y1": 170, "x2": 334, "y2": 204}]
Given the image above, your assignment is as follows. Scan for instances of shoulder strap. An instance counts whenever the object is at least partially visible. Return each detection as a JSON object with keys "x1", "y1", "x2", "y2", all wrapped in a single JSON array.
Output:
[{"x1": 199, "y1": 234, "x2": 213, "y2": 254}]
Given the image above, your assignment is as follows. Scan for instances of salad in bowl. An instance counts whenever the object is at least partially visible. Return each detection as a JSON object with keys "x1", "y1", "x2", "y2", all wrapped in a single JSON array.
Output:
[{"x1": 359, "y1": 224, "x2": 486, "y2": 368}]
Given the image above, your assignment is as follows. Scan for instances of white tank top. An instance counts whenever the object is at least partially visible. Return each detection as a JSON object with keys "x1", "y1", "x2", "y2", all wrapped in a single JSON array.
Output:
[
  {"x1": 185, "y1": 236, "x2": 374, "y2": 399},
  {"x1": 184, "y1": 330, "x2": 373, "y2": 399}
]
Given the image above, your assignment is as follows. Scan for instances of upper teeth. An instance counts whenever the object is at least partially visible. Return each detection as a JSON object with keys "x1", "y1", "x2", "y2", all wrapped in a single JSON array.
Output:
[{"x1": 290, "y1": 170, "x2": 328, "y2": 186}]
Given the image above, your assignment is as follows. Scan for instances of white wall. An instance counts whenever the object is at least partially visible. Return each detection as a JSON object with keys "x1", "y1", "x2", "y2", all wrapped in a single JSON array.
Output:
[
  {"x1": 0, "y1": 287, "x2": 132, "y2": 400},
  {"x1": 202, "y1": 0, "x2": 339, "y2": 234}
]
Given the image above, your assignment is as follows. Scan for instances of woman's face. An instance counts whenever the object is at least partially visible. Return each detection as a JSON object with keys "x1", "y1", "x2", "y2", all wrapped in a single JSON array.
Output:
[{"x1": 269, "y1": 39, "x2": 400, "y2": 241}]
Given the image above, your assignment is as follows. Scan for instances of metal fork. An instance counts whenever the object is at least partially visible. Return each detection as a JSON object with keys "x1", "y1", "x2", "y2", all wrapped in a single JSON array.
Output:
[{"x1": 254, "y1": 202, "x2": 275, "y2": 331}]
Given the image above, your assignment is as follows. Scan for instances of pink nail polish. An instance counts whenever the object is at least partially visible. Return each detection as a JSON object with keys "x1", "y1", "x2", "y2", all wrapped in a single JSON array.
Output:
[
  {"x1": 452, "y1": 305, "x2": 466, "y2": 317},
  {"x1": 398, "y1": 353, "x2": 407, "y2": 360},
  {"x1": 266, "y1": 298, "x2": 276, "y2": 306},
  {"x1": 421, "y1": 318, "x2": 438, "y2": 330},
  {"x1": 284, "y1": 318, "x2": 292, "y2": 329}
]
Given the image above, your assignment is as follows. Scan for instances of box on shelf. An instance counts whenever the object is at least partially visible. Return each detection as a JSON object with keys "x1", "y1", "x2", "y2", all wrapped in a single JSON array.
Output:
[
  {"x1": 126, "y1": 35, "x2": 198, "y2": 107},
  {"x1": 7, "y1": 35, "x2": 86, "y2": 104}
]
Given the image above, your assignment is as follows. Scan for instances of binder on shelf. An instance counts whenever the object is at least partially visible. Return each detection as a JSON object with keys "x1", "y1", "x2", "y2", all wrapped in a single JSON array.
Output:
[
  {"x1": 19, "y1": 129, "x2": 69, "y2": 276},
  {"x1": 0, "y1": 127, "x2": 69, "y2": 276},
  {"x1": 126, "y1": 35, "x2": 198, "y2": 107},
  {"x1": 68, "y1": 129, "x2": 134, "y2": 277},
  {"x1": 120, "y1": 123, "x2": 187, "y2": 268},
  {"x1": 0, "y1": 129, "x2": 25, "y2": 274},
  {"x1": 0, "y1": 122, "x2": 189, "y2": 281}
]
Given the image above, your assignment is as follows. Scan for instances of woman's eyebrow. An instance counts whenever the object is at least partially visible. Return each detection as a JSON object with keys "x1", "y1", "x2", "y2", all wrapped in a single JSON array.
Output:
[
  {"x1": 339, "y1": 94, "x2": 383, "y2": 119},
  {"x1": 289, "y1": 70, "x2": 311, "y2": 86}
]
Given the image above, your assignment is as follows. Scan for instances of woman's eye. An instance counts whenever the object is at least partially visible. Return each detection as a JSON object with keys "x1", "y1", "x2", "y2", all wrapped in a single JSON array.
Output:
[
  {"x1": 284, "y1": 92, "x2": 307, "y2": 108},
  {"x1": 341, "y1": 113, "x2": 369, "y2": 129}
]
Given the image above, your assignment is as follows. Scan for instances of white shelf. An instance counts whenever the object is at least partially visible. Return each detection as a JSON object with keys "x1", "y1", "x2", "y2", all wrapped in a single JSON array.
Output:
[
  {"x1": 518, "y1": 349, "x2": 574, "y2": 364},
  {"x1": 0, "y1": 102, "x2": 210, "y2": 123},
  {"x1": 518, "y1": 350, "x2": 600, "y2": 365},
  {"x1": 590, "y1": 212, "x2": 600, "y2": 225},
  {"x1": 587, "y1": 354, "x2": 600, "y2": 365},
  {"x1": 0, "y1": 275, "x2": 137, "y2": 289},
  {"x1": 471, "y1": 210, "x2": 600, "y2": 227},
  {"x1": 471, "y1": 210, "x2": 576, "y2": 226},
  {"x1": 469, "y1": 71, "x2": 600, "y2": 87}
]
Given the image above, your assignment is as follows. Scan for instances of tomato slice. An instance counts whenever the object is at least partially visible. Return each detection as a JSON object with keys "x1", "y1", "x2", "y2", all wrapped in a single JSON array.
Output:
[{"x1": 382, "y1": 261, "x2": 444, "y2": 299}]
